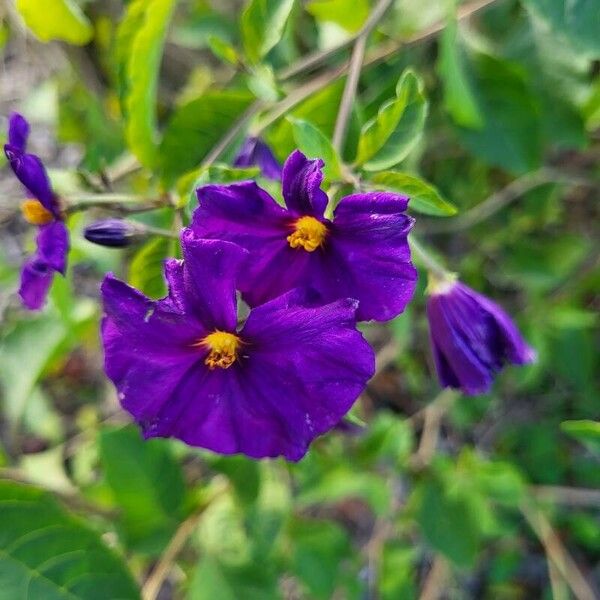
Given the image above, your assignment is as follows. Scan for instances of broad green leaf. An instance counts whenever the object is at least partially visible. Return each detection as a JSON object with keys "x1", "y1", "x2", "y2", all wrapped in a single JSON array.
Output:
[
  {"x1": 289, "y1": 117, "x2": 342, "y2": 180},
  {"x1": 437, "y1": 2, "x2": 483, "y2": 128},
  {"x1": 380, "y1": 542, "x2": 417, "y2": 600},
  {"x1": 128, "y1": 236, "x2": 175, "y2": 299},
  {"x1": 241, "y1": 0, "x2": 295, "y2": 64},
  {"x1": 99, "y1": 426, "x2": 186, "y2": 551},
  {"x1": 356, "y1": 69, "x2": 428, "y2": 171},
  {"x1": 522, "y1": 0, "x2": 600, "y2": 58},
  {"x1": 457, "y1": 54, "x2": 543, "y2": 174},
  {"x1": 561, "y1": 420, "x2": 600, "y2": 454},
  {"x1": 289, "y1": 518, "x2": 351, "y2": 599},
  {"x1": 16, "y1": 0, "x2": 93, "y2": 45},
  {"x1": 188, "y1": 556, "x2": 279, "y2": 600},
  {"x1": 0, "y1": 480, "x2": 139, "y2": 599},
  {"x1": 122, "y1": 0, "x2": 178, "y2": 168},
  {"x1": 306, "y1": 0, "x2": 370, "y2": 33},
  {"x1": 371, "y1": 171, "x2": 457, "y2": 216},
  {"x1": 415, "y1": 476, "x2": 481, "y2": 568},
  {"x1": 159, "y1": 92, "x2": 253, "y2": 183}
]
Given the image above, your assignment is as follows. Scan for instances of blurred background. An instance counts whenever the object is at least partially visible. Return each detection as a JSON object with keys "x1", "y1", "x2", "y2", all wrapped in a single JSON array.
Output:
[{"x1": 0, "y1": 0, "x2": 598, "y2": 598}]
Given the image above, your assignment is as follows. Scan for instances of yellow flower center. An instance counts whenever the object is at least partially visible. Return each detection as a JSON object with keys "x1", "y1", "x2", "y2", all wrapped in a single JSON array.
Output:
[
  {"x1": 196, "y1": 330, "x2": 241, "y2": 370},
  {"x1": 21, "y1": 199, "x2": 54, "y2": 225},
  {"x1": 286, "y1": 216, "x2": 327, "y2": 252}
]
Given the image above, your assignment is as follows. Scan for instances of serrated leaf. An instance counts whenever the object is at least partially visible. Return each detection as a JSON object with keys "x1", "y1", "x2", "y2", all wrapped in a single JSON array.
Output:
[
  {"x1": 289, "y1": 118, "x2": 342, "y2": 180},
  {"x1": 0, "y1": 480, "x2": 139, "y2": 599},
  {"x1": 371, "y1": 171, "x2": 457, "y2": 216},
  {"x1": 241, "y1": 0, "x2": 295, "y2": 64},
  {"x1": 159, "y1": 92, "x2": 253, "y2": 184},
  {"x1": 16, "y1": 0, "x2": 93, "y2": 45},
  {"x1": 122, "y1": 0, "x2": 178, "y2": 168},
  {"x1": 128, "y1": 236, "x2": 175, "y2": 299},
  {"x1": 437, "y1": 4, "x2": 483, "y2": 128},
  {"x1": 356, "y1": 69, "x2": 428, "y2": 171},
  {"x1": 99, "y1": 426, "x2": 186, "y2": 552}
]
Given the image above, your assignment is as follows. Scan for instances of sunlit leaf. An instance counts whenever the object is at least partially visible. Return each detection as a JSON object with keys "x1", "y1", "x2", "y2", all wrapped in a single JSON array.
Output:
[
  {"x1": 241, "y1": 0, "x2": 295, "y2": 64},
  {"x1": 561, "y1": 420, "x2": 600, "y2": 454},
  {"x1": 306, "y1": 0, "x2": 370, "y2": 33},
  {"x1": 356, "y1": 69, "x2": 428, "y2": 171},
  {"x1": 16, "y1": 0, "x2": 93, "y2": 45},
  {"x1": 371, "y1": 171, "x2": 457, "y2": 216}
]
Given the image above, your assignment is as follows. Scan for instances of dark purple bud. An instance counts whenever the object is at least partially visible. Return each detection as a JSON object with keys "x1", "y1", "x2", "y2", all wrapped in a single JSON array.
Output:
[
  {"x1": 84, "y1": 219, "x2": 141, "y2": 248},
  {"x1": 426, "y1": 275, "x2": 536, "y2": 396},
  {"x1": 233, "y1": 137, "x2": 282, "y2": 180}
]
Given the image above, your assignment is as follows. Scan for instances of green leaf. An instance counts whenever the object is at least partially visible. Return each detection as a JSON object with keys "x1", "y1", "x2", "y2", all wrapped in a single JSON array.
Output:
[
  {"x1": 356, "y1": 69, "x2": 428, "y2": 171},
  {"x1": 289, "y1": 118, "x2": 342, "y2": 180},
  {"x1": 306, "y1": 0, "x2": 370, "y2": 33},
  {"x1": 289, "y1": 518, "x2": 351, "y2": 599},
  {"x1": 370, "y1": 171, "x2": 457, "y2": 216},
  {"x1": 0, "y1": 480, "x2": 139, "y2": 599},
  {"x1": 561, "y1": 420, "x2": 600, "y2": 454},
  {"x1": 457, "y1": 54, "x2": 543, "y2": 174},
  {"x1": 437, "y1": 3, "x2": 483, "y2": 128},
  {"x1": 241, "y1": 0, "x2": 295, "y2": 64},
  {"x1": 522, "y1": 0, "x2": 600, "y2": 58},
  {"x1": 0, "y1": 315, "x2": 68, "y2": 429},
  {"x1": 128, "y1": 236, "x2": 175, "y2": 300},
  {"x1": 159, "y1": 91, "x2": 253, "y2": 184},
  {"x1": 415, "y1": 476, "x2": 482, "y2": 568},
  {"x1": 208, "y1": 35, "x2": 239, "y2": 65},
  {"x1": 99, "y1": 426, "x2": 186, "y2": 551},
  {"x1": 122, "y1": 0, "x2": 178, "y2": 168},
  {"x1": 16, "y1": 0, "x2": 93, "y2": 45}
]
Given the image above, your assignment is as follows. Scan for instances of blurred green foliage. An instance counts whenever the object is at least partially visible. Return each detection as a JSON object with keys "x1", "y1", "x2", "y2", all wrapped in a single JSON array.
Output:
[{"x1": 0, "y1": 0, "x2": 598, "y2": 598}]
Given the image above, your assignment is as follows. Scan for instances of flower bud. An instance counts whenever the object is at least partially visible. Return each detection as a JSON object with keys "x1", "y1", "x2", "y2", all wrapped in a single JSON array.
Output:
[
  {"x1": 84, "y1": 219, "x2": 141, "y2": 248},
  {"x1": 426, "y1": 275, "x2": 536, "y2": 395}
]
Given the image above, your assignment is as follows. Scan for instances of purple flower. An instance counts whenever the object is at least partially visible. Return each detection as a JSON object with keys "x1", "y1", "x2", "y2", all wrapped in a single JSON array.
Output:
[
  {"x1": 426, "y1": 276, "x2": 536, "y2": 395},
  {"x1": 233, "y1": 136, "x2": 282, "y2": 180},
  {"x1": 4, "y1": 112, "x2": 69, "y2": 310},
  {"x1": 192, "y1": 150, "x2": 417, "y2": 322},
  {"x1": 84, "y1": 219, "x2": 141, "y2": 248},
  {"x1": 101, "y1": 232, "x2": 375, "y2": 461}
]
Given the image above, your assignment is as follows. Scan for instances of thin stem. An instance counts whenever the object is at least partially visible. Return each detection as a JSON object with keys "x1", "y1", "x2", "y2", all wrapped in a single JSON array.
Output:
[
  {"x1": 66, "y1": 194, "x2": 166, "y2": 215},
  {"x1": 409, "y1": 236, "x2": 450, "y2": 278},
  {"x1": 520, "y1": 500, "x2": 596, "y2": 600},
  {"x1": 332, "y1": 0, "x2": 394, "y2": 152},
  {"x1": 141, "y1": 225, "x2": 179, "y2": 240},
  {"x1": 256, "y1": 0, "x2": 498, "y2": 135},
  {"x1": 201, "y1": 100, "x2": 264, "y2": 168},
  {"x1": 420, "y1": 168, "x2": 593, "y2": 234}
]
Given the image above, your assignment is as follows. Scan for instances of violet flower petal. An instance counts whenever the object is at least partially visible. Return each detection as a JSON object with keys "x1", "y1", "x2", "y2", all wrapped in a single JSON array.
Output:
[
  {"x1": 234, "y1": 137, "x2": 282, "y2": 180},
  {"x1": 19, "y1": 258, "x2": 53, "y2": 310},
  {"x1": 281, "y1": 150, "x2": 328, "y2": 217},
  {"x1": 8, "y1": 112, "x2": 29, "y2": 151},
  {"x1": 37, "y1": 221, "x2": 69, "y2": 274}
]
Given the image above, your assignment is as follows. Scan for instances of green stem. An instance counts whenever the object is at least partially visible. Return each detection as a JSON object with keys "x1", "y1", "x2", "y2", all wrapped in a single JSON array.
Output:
[
  {"x1": 409, "y1": 236, "x2": 451, "y2": 279},
  {"x1": 142, "y1": 225, "x2": 180, "y2": 240}
]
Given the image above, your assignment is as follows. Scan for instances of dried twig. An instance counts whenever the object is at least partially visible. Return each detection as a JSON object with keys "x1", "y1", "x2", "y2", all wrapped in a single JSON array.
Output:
[
  {"x1": 418, "y1": 555, "x2": 450, "y2": 600},
  {"x1": 520, "y1": 500, "x2": 596, "y2": 600}
]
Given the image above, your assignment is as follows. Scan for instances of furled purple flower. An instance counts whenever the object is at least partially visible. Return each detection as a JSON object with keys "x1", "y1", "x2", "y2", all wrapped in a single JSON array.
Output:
[
  {"x1": 101, "y1": 231, "x2": 375, "y2": 461},
  {"x1": 84, "y1": 219, "x2": 142, "y2": 248},
  {"x1": 233, "y1": 136, "x2": 282, "y2": 180},
  {"x1": 192, "y1": 150, "x2": 417, "y2": 322},
  {"x1": 426, "y1": 275, "x2": 536, "y2": 395},
  {"x1": 4, "y1": 112, "x2": 69, "y2": 310}
]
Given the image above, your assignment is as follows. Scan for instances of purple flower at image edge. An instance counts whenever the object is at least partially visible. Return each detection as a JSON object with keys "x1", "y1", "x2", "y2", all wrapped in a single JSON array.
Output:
[
  {"x1": 192, "y1": 150, "x2": 417, "y2": 322},
  {"x1": 101, "y1": 232, "x2": 375, "y2": 461},
  {"x1": 233, "y1": 136, "x2": 282, "y2": 180},
  {"x1": 426, "y1": 277, "x2": 536, "y2": 395},
  {"x1": 4, "y1": 112, "x2": 69, "y2": 310}
]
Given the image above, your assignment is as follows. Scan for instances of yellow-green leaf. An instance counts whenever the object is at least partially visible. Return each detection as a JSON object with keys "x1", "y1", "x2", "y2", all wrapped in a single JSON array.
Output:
[
  {"x1": 371, "y1": 171, "x2": 457, "y2": 216},
  {"x1": 16, "y1": 0, "x2": 93, "y2": 45}
]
